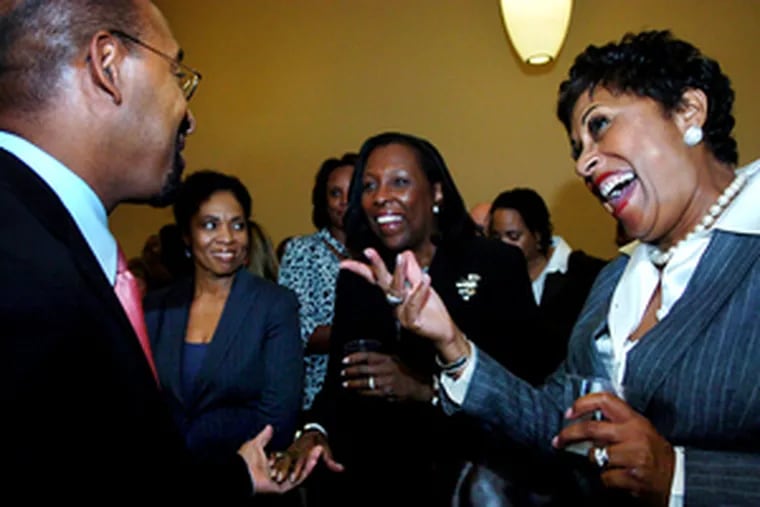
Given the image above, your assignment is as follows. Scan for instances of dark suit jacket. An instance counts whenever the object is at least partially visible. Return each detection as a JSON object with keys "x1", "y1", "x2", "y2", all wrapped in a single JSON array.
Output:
[
  {"x1": 535, "y1": 250, "x2": 607, "y2": 381},
  {"x1": 144, "y1": 270, "x2": 303, "y2": 457},
  {"x1": 0, "y1": 149, "x2": 252, "y2": 501},
  {"x1": 446, "y1": 230, "x2": 760, "y2": 506},
  {"x1": 308, "y1": 235, "x2": 540, "y2": 506}
]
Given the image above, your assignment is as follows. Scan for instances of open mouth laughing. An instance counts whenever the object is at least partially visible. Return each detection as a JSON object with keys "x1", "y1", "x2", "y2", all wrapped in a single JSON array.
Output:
[{"x1": 592, "y1": 171, "x2": 638, "y2": 216}]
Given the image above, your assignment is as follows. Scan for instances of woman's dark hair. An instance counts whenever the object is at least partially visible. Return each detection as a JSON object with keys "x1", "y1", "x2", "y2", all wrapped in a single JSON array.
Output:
[
  {"x1": 344, "y1": 132, "x2": 477, "y2": 261},
  {"x1": 557, "y1": 30, "x2": 737, "y2": 165},
  {"x1": 247, "y1": 220, "x2": 279, "y2": 282},
  {"x1": 489, "y1": 188, "x2": 553, "y2": 255},
  {"x1": 311, "y1": 153, "x2": 358, "y2": 229},
  {"x1": 173, "y1": 170, "x2": 252, "y2": 237}
]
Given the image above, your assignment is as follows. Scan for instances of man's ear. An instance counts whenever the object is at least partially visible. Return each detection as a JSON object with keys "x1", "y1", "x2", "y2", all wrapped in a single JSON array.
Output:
[
  {"x1": 87, "y1": 31, "x2": 123, "y2": 105},
  {"x1": 674, "y1": 88, "x2": 708, "y2": 135}
]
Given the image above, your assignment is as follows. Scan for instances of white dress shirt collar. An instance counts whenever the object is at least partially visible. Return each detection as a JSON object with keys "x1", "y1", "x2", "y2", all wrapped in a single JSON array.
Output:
[
  {"x1": 0, "y1": 131, "x2": 117, "y2": 284},
  {"x1": 532, "y1": 235, "x2": 572, "y2": 303}
]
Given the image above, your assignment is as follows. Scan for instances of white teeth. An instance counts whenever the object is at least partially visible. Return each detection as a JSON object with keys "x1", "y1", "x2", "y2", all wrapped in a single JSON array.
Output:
[
  {"x1": 599, "y1": 173, "x2": 636, "y2": 200},
  {"x1": 376, "y1": 215, "x2": 402, "y2": 224}
]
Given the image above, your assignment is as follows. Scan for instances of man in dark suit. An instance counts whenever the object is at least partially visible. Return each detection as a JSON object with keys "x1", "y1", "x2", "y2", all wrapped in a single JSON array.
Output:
[{"x1": 0, "y1": 0, "x2": 319, "y2": 501}]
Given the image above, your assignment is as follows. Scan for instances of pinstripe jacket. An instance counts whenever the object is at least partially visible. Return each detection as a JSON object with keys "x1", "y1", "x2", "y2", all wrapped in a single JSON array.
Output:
[{"x1": 444, "y1": 227, "x2": 760, "y2": 506}]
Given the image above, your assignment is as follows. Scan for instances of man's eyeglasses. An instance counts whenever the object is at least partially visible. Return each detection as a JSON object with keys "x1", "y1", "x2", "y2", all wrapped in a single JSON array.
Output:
[{"x1": 109, "y1": 30, "x2": 202, "y2": 101}]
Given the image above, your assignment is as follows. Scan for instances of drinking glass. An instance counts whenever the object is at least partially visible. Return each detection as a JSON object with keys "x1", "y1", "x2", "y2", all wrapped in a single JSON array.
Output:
[{"x1": 562, "y1": 374, "x2": 624, "y2": 455}]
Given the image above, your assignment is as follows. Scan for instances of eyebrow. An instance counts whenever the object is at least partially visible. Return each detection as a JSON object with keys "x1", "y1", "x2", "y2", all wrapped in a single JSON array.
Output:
[{"x1": 580, "y1": 103, "x2": 599, "y2": 126}]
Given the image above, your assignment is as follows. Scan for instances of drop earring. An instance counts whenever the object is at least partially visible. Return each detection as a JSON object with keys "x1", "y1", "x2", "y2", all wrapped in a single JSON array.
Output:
[
  {"x1": 432, "y1": 204, "x2": 440, "y2": 215},
  {"x1": 683, "y1": 125, "x2": 703, "y2": 147}
]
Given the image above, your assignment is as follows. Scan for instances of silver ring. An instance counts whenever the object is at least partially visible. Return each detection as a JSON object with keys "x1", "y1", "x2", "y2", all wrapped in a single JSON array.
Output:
[
  {"x1": 385, "y1": 292, "x2": 404, "y2": 306},
  {"x1": 593, "y1": 446, "x2": 609, "y2": 468},
  {"x1": 368, "y1": 376, "x2": 376, "y2": 390}
]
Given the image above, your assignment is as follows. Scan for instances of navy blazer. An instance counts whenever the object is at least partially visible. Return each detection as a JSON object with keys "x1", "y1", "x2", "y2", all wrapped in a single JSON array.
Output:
[
  {"x1": 144, "y1": 269, "x2": 303, "y2": 456},
  {"x1": 445, "y1": 230, "x2": 760, "y2": 506},
  {"x1": 0, "y1": 149, "x2": 253, "y2": 501}
]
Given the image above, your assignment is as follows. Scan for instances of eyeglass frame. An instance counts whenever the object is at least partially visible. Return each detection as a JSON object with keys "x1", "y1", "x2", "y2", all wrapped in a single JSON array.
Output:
[{"x1": 109, "y1": 29, "x2": 202, "y2": 101}]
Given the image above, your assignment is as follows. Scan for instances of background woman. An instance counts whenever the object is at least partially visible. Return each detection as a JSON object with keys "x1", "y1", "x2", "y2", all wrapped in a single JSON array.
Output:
[
  {"x1": 278, "y1": 152, "x2": 357, "y2": 410},
  {"x1": 278, "y1": 132, "x2": 541, "y2": 506},
  {"x1": 488, "y1": 187, "x2": 607, "y2": 380},
  {"x1": 349, "y1": 31, "x2": 760, "y2": 506},
  {"x1": 247, "y1": 219, "x2": 280, "y2": 283},
  {"x1": 144, "y1": 170, "x2": 303, "y2": 466}
]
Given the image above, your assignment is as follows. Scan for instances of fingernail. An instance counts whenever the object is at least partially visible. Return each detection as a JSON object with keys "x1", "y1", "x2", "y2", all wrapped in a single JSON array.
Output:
[
  {"x1": 551, "y1": 436, "x2": 559, "y2": 448},
  {"x1": 340, "y1": 369, "x2": 346, "y2": 377},
  {"x1": 342, "y1": 356, "x2": 349, "y2": 364},
  {"x1": 396, "y1": 253, "x2": 403, "y2": 264},
  {"x1": 342, "y1": 381, "x2": 348, "y2": 388},
  {"x1": 564, "y1": 407, "x2": 572, "y2": 418}
]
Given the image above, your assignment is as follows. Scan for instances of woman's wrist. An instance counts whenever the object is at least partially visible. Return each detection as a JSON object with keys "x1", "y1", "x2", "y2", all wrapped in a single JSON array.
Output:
[{"x1": 436, "y1": 328, "x2": 469, "y2": 364}]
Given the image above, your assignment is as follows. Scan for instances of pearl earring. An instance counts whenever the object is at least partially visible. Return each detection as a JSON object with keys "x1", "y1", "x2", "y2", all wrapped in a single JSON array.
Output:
[
  {"x1": 432, "y1": 204, "x2": 440, "y2": 214},
  {"x1": 184, "y1": 247, "x2": 192, "y2": 258},
  {"x1": 683, "y1": 125, "x2": 703, "y2": 147}
]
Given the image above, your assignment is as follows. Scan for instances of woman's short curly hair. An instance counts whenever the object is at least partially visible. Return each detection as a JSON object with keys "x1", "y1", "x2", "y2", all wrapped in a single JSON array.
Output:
[{"x1": 557, "y1": 30, "x2": 737, "y2": 165}]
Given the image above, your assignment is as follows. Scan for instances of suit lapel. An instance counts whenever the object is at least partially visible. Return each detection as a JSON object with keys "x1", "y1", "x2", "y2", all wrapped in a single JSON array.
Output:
[
  {"x1": 153, "y1": 277, "x2": 194, "y2": 404},
  {"x1": 624, "y1": 232, "x2": 760, "y2": 412},
  {"x1": 188, "y1": 270, "x2": 259, "y2": 405},
  {"x1": 0, "y1": 150, "x2": 144, "y2": 357},
  {"x1": 566, "y1": 257, "x2": 627, "y2": 378},
  {"x1": 540, "y1": 272, "x2": 567, "y2": 306}
]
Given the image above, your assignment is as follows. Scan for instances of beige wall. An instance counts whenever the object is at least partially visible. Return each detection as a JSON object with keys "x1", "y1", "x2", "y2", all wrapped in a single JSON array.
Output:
[{"x1": 112, "y1": 0, "x2": 760, "y2": 259}]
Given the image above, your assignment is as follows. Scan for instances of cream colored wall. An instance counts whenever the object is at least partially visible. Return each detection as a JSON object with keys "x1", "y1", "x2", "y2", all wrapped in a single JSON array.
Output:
[{"x1": 111, "y1": 0, "x2": 760, "y2": 259}]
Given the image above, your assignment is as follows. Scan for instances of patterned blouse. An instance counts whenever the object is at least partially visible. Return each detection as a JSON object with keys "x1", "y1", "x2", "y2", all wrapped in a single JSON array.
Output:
[{"x1": 278, "y1": 228, "x2": 347, "y2": 409}]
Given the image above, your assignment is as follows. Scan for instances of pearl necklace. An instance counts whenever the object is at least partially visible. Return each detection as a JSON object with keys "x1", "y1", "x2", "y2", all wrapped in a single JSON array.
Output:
[{"x1": 649, "y1": 172, "x2": 748, "y2": 267}]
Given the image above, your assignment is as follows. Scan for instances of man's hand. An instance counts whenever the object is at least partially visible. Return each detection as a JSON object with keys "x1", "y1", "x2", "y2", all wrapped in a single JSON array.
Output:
[
  {"x1": 237, "y1": 425, "x2": 325, "y2": 494},
  {"x1": 269, "y1": 429, "x2": 344, "y2": 484}
]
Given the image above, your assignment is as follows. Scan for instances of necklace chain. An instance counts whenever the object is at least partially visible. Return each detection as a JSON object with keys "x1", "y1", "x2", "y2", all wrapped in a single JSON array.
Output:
[{"x1": 649, "y1": 173, "x2": 747, "y2": 267}]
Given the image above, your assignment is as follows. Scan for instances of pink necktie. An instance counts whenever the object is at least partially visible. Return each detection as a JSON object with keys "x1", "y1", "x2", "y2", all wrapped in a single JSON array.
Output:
[{"x1": 115, "y1": 248, "x2": 159, "y2": 384}]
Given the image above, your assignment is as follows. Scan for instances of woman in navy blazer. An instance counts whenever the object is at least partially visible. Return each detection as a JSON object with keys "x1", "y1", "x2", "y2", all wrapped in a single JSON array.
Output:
[{"x1": 144, "y1": 170, "x2": 303, "y2": 461}]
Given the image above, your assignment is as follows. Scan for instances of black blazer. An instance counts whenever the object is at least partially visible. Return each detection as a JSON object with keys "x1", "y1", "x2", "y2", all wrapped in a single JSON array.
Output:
[
  {"x1": 144, "y1": 270, "x2": 303, "y2": 457},
  {"x1": 0, "y1": 149, "x2": 252, "y2": 501},
  {"x1": 308, "y1": 235, "x2": 540, "y2": 506},
  {"x1": 535, "y1": 250, "x2": 607, "y2": 381}
]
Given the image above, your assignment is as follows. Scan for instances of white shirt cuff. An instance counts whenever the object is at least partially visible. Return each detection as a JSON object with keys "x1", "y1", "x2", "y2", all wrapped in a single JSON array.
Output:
[
  {"x1": 439, "y1": 342, "x2": 478, "y2": 405},
  {"x1": 668, "y1": 446, "x2": 685, "y2": 507}
]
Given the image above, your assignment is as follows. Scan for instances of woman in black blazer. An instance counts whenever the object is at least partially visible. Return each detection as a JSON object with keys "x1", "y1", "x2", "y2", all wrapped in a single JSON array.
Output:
[
  {"x1": 274, "y1": 132, "x2": 540, "y2": 507},
  {"x1": 488, "y1": 187, "x2": 607, "y2": 381}
]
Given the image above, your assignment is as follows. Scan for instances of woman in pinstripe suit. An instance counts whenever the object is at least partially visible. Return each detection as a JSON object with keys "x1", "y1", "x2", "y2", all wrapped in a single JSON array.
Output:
[{"x1": 343, "y1": 30, "x2": 760, "y2": 506}]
